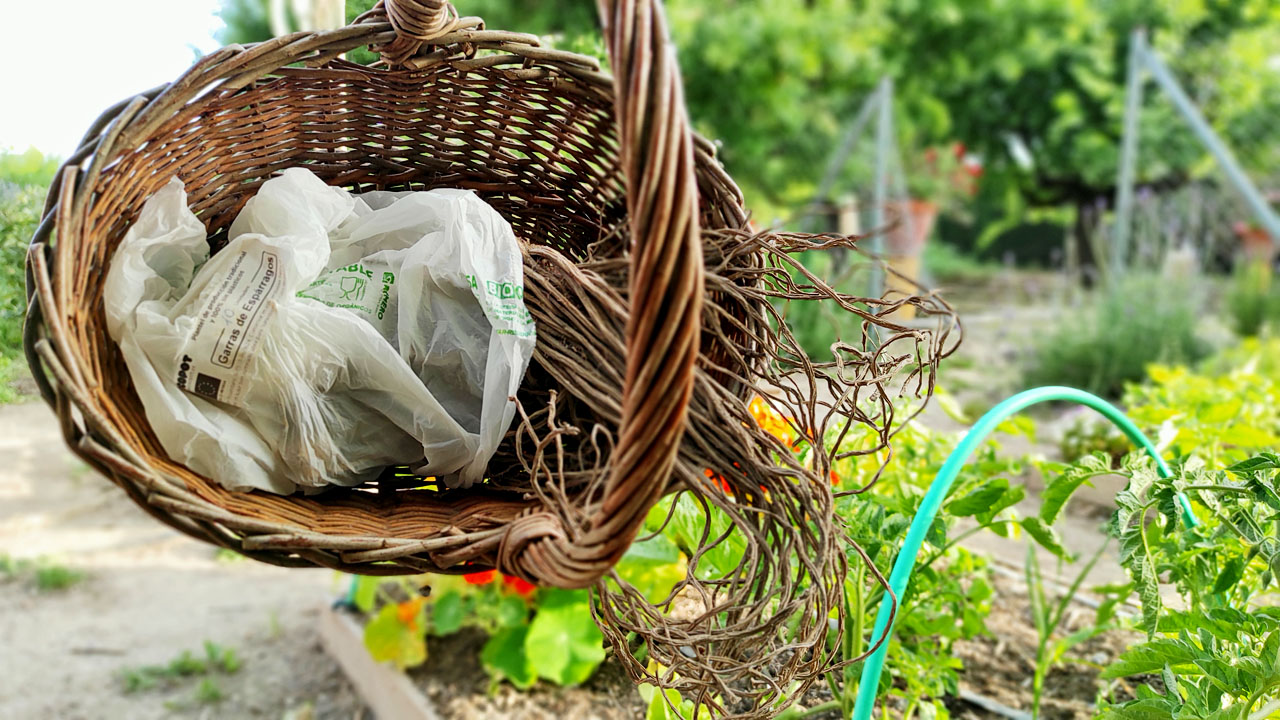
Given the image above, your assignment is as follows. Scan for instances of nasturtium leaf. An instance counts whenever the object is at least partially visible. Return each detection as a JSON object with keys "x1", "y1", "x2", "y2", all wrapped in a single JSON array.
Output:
[
  {"x1": 432, "y1": 590, "x2": 465, "y2": 636},
  {"x1": 351, "y1": 575, "x2": 381, "y2": 613},
  {"x1": 495, "y1": 594, "x2": 529, "y2": 629},
  {"x1": 615, "y1": 534, "x2": 688, "y2": 603},
  {"x1": 363, "y1": 603, "x2": 426, "y2": 669},
  {"x1": 481, "y1": 625, "x2": 536, "y2": 689},
  {"x1": 524, "y1": 589, "x2": 605, "y2": 686}
]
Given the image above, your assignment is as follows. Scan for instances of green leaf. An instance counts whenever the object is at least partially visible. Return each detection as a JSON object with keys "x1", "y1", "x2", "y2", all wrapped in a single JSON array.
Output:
[
  {"x1": 1194, "y1": 654, "x2": 1241, "y2": 695},
  {"x1": 933, "y1": 390, "x2": 970, "y2": 424},
  {"x1": 643, "y1": 686, "x2": 712, "y2": 720},
  {"x1": 363, "y1": 604, "x2": 426, "y2": 670},
  {"x1": 432, "y1": 590, "x2": 466, "y2": 636},
  {"x1": 1158, "y1": 609, "x2": 1247, "y2": 645},
  {"x1": 1160, "y1": 664, "x2": 1180, "y2": 702},
  {"x1": 946, "y1": 478, "x2": 1010, "y2": 517},
  {"x1": 495, "y1": 594, "x2": 529, "y2": 629},
  {"x1": 1020, "y1": 517, "x2": 1069, "y2": 559},
  {"x1": 1226, "y1": 453, "x2": 1280, "y2": 475},
  {"x1": 1040, "y1": 459, "x2": 1106, "y2": 525},
  {"x1": 925, "y1": 517, "x2": 949, "y2": 549},
  {"x1": 995, "y1": 414, "x2": 1036, "y2": 439},
  {"x1": 1096, "y1": 697, "x2": 1179, "y2": 719},
  {"x1": 977, "y1": 484, "x2": 1026, "y2": 525},
  {"x1": 351, "y1": 576, "x2": 380, "y2": 614},
  {"x1": 481, "y1": 626, "x2": 536, "y2": 689},
  {"x1": 1135, "y1": 551, "x2": 1162, "y2": 638},
  {"x1": 1211, "y1": 557, "x2": 1246, "y2": 595},
  {"x1": 524, "y1": 589, "x2": 606, "y2": 686},
  {"x1": 1100, "y1": 638, "x2": 1199, "y2": 679},
  {"x1": 614, "y1": 534, "x2": 687, "y2": 604}
]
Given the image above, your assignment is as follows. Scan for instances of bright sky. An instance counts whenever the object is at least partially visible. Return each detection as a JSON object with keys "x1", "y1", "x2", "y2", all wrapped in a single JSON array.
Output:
[{"x1": 0, "y1": 1, "x2": 224, "y2": 158}]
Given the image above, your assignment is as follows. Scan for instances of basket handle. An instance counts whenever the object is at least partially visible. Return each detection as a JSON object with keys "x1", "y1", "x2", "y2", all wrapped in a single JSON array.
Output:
[
  {"x1": 370, "y1": 0, "x2": 461, "y2": 65},
  {"x1": 504, "y1": 0, "x2": 705, "y2": 587}
]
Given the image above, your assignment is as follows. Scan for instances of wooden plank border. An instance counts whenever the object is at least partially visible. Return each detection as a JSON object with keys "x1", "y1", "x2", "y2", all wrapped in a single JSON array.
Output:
[{"x1": 318, "y1": 605, "x2": 439, "y2": 720}]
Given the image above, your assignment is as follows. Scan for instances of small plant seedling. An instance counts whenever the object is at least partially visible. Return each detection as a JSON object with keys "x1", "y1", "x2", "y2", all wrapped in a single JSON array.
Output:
[
  {"x1": 0, "y1": 555, "x2": 85, "y2": 591},
  {"x1": 119, "y1": 641, "x2": 242, "y2": 696},
  {"x1": 0, "y1": 553, "x2": 21, "y2": 577},
  {"x1": 204, "y1": 640, "x2": 242, "y2": 674},
  {"x1": 1025, "y1": 540, "x2": 1111, "y2": 719},
  {"x1": 34, "y1": 563, "x2": 85, "y2": 592},
  {"x1": 193, "y1": 677, "x2": 224, "y2": 704}
]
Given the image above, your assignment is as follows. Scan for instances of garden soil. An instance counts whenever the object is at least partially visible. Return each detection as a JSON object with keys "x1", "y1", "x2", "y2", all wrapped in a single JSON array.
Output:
[{"x1": 410, "y1": 628, "x2": 647, "y2": 720}]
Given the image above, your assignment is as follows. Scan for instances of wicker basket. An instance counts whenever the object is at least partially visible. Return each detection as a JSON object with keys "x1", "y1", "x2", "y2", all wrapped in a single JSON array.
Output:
[
  {"x1": 24, "y1": 3, "x2": 962, "y2": 711},
  {"x1": 21, "y1": 0, "x2": 761, "y2": 586}
]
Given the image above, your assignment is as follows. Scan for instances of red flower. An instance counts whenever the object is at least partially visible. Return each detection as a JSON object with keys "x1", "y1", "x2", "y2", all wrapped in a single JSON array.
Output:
[
  {"x1": 830, "y1": 470, "x2": 840, "y2": 485},
  {"x1": 502, "y1": 574, "x2": 537, "y2": 597},
  {"x1": 463, "y1": 570, "x2": 497, "y2": 585},
  {"x1": 953, "y1": 142, "x2": 967, "y2": 159},
  {"x1": 705, "y1": 468, "x2": 732, "y2": 493}
]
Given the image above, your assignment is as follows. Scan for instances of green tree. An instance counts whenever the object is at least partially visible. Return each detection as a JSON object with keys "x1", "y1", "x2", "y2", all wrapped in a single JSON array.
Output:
[{"x1": 880, "y1": 0, "x2": 1280, "y2": 253}]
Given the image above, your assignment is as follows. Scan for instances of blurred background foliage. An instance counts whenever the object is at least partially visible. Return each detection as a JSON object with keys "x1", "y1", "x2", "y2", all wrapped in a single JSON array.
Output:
[
  {"x1": 215, "y1": 0, "x2": 1280, "y2": 239},
  {"x1": 2, "y1": 1, "x2": 1276, "y2": 402}
]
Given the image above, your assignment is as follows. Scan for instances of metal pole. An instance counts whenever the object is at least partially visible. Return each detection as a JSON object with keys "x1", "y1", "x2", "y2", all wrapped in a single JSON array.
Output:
[
  {"x1": 1142, "y1": 35, "x2": 1280, "y2": 246},
  {"x1": 887, "y1": 118, "x2": 916, "y2": 267},
  {"x1": 794, "y1": 89, "x2": 880, "y2": 232},
  {"x1": 1112, "y1": 28, "x2": 1146, "y2": 279},
  {"x1": 870, "y1": 77, "x2": 892, "y2": 301}
]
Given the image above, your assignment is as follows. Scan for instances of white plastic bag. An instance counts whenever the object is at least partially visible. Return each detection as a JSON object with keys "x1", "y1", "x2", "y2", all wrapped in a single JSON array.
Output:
[{"x1": 104, "y1": 168, "x2": 535, "y2": 494}]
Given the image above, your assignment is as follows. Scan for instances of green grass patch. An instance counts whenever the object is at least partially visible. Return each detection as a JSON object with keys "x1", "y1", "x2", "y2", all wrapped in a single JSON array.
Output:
[
  {"x1": 120, "y1": 641, "x2": 241, "y2": 703},
  {"x1": 1, "y1": 553, "x2": 85, "y2": 591}
]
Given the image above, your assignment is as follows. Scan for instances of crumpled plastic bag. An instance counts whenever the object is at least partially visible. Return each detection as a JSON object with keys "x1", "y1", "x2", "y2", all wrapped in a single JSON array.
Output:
[{"x1": 104, "y1": 168, "x2": 535, "y2": 494}]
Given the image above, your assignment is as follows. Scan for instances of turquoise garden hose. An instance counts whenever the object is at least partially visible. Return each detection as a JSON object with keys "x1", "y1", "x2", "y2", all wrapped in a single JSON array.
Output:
[{"x1": 850, "y1": 386, "x2": 1198, "y2": 720}]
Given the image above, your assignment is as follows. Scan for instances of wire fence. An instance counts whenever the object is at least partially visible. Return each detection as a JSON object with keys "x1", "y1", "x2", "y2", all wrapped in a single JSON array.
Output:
[{"x1": 1104, "y1": 29, "x2": 1280, "y2": 277}]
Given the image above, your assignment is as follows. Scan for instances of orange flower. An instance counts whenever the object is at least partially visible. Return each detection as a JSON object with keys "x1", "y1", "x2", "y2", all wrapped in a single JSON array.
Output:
[
  {"x1": 502, "y1": 574, "x2": 537, "y2": 597},
  {"x1": 830, "y1": 470, "x2": 840, "y2": 485},
  {"x1": 463, "y1": 570, "x2": 497, "y2": 585},
  {"x1": 396, "y1": 597, "x2": 424, "y2": 631},
  {"x1": 749, "y1": 396, "x2": 797, "y2": 447}
]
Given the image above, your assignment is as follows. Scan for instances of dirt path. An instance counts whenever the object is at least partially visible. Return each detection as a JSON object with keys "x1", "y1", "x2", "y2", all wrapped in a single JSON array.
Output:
[{"x1": 0, "y1": 401, "x2": 367, "y2": 720}]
